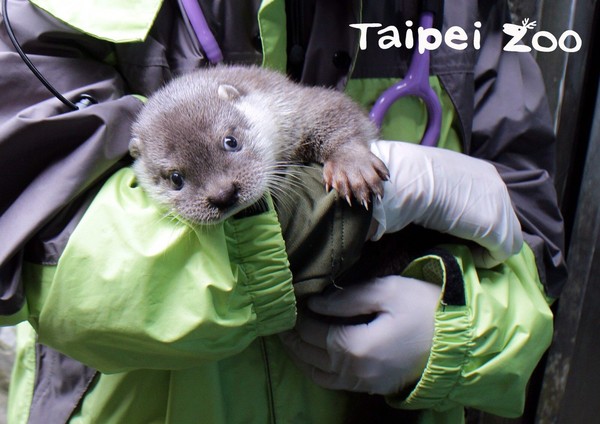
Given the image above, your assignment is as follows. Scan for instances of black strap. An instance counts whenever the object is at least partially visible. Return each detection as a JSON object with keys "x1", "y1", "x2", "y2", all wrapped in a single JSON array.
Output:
[{"x1": 426, "y1": 247, "x2": 466, "y2": 306}]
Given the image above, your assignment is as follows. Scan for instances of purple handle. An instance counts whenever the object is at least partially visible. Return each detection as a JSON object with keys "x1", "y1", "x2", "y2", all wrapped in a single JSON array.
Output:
[
  {"x1": 369, "y1": 12, "x2": 442, "y2": 147},
  {"x1": 180, "y1": 0, "x2": 224, "y2": 64}
]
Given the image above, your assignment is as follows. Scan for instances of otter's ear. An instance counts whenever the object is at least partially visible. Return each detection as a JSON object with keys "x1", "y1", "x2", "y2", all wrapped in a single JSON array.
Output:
[
  {"x1": 129, "y1": 137, "x2": 142, "y2": 158},
  {"x1": 218, "y1": 84, "x2": 241, "y2": 101}
]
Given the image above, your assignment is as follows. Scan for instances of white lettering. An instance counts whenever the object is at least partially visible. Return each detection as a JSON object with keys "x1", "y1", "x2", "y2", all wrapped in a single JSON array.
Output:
[
  {"x1": 405, "y1": 20, "x2": 415, "y2": 49},
  {"x1": 349, "y1": 23, "x2": 383, "y2": 50},
  {"x1": 559, "y1": 30, "x2": 582, "y2": 53},
  {"x1": 348, "y1": 21, "x2": 582, "y2": 54},
  {"x1": 473, "y1": 21, "x2": 482, "y2": 50},
  {"x1": 445, "y1": 26, "x2": 468, "y2": 51},
  {"x1": 502, "y1": 24, "x2": 532, "y2": 52},
  {"x1": 418, "y1": 27, "x2": 443, "y2": 54},
  {"x1": 378, "y1": 26, "x2": 402, "y2": 49},
  {"x1": 532, "y1": 31, "x2": 558, "y2": 52}
]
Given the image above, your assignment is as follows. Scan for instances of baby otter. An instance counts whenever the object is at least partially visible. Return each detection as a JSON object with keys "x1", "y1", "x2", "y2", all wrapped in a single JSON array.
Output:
[{"x1": 130, "y1": 65, "x2": 389, "y2": 224}]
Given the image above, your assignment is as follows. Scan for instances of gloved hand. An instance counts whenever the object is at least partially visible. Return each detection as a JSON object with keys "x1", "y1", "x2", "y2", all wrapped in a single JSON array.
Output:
[
  {"x1": 370, "y1": 140, "x2": 523, "y2": 268},
  {"x1": 279, "y1": 275, "x2": 441, "y2": 395}
]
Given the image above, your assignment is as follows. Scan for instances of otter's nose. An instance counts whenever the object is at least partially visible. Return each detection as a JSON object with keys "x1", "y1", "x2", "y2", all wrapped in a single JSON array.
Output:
[{"x1": 208, "y1": 183, "x2": 239, "y2": 210}]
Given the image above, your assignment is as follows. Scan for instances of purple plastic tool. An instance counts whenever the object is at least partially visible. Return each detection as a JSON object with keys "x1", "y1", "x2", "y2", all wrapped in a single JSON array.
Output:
[
  {"x1": 180, "y1": 0, "x2": 224, "y2": 64},
  {"x1": 369, "y1": 12, "x2": 442, "y2": 147}
]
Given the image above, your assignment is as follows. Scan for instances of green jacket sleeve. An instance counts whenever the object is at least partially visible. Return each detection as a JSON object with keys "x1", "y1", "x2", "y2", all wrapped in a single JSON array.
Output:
[
  {"x1": 22, "y1": 168, "x2": 296, "y2": 373},
  {"x1": 388, "y1": 244, "x2": 553, "y2": 420}
]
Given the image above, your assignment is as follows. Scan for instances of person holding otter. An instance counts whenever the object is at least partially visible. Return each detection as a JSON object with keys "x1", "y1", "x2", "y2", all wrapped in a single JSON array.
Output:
[{"x1": 0, "y1": 1, "x2": 565, "y2": 423}]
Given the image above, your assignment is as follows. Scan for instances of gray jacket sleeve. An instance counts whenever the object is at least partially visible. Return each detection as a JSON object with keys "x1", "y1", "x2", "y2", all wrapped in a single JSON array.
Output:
[
  {"x1": 469, "y1": 1, "x2": 567, "y2": 298},
  {"x1": 0, "y1": 0, "x2": 144, "y2": 315}
]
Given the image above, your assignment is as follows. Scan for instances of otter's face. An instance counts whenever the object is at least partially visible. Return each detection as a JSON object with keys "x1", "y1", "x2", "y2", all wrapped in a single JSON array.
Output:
[{"x1": 129, "y1": 80, "x2": 278, "y2": 224}]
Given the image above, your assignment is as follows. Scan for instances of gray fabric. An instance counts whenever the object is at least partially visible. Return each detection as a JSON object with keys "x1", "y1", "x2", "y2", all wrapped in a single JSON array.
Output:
[
  {"x1": 113, "y1": 0, "x2": 264, "y2": 96},
  {"x1": 24, "y1": 185, "x2": 100, "y2": 265},
  {"x1": 0, "y1": 0, "x2": 144, "y2": 315},
  {"x1": 29, "y1": 344, "x2": 97, "y2": 424},
  {"x1": 470, "y1": 2, "x2": 566, "y2": 298},
  {"x1": 0, "y1": 253, "x2": 23, "y2": 315},
  {"x1": 288, "y1": 0, "x2": 360, "y2": 88},
  {"x1": 0, "y1": 0, "x2": 566, "y2": 312},
  {"x1": 197, "y1": 0, "x2": 263, "y2": 65}
]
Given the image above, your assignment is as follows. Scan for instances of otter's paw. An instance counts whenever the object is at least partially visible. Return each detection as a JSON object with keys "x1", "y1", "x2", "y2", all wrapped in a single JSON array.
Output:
[{"x1": 322, "y1": 149, "x2": 389, "y2": 209}]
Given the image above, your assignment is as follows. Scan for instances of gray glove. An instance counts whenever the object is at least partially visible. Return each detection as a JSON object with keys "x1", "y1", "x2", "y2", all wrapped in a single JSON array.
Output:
[{"x1": 280, "y1": 275, "x2": 441, "y2": 395}]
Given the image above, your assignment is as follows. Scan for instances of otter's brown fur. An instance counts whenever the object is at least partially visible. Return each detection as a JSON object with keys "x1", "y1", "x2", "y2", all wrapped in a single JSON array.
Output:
[{"x1": 130, "y1": 65, "x2": 388, "y2": 224}]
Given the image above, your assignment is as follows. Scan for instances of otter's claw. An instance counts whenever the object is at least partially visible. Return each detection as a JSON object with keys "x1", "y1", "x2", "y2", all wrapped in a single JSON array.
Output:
[{"x1": 322, "y1": 147, "x2": 389, "y2": 209}]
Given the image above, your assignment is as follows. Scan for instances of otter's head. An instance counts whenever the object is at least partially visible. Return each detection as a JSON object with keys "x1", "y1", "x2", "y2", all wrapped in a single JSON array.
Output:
[{"x1": 130, "y1": 75, "x2": 278, "y2": 224}]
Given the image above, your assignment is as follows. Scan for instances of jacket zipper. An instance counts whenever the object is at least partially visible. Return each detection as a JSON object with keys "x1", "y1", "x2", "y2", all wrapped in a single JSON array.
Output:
[{"x1": 260, "y1": 337, "x2": 277, "y2": 423}]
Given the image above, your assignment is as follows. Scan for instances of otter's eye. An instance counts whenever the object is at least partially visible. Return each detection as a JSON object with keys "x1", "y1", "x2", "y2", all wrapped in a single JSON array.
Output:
[
  {"x1": 169, "y1": 172, "x2": 184, "y2": 190},
  {"x1": 223, "y1": 135, "x2": 241, "y2": 152}
]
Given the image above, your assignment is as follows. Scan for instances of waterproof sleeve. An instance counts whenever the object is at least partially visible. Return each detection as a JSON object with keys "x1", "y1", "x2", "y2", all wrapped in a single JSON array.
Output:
[
  {"x1": 470, "y1": 1, "x2": 567, "y2": 297},
  {"x1": 21, "y1": 168, "x2": 296, "y2": 373},
  {"x1": 385, "y1": 3, "x2": 560, "y2": 418},
  {"x1": 387, "y1": 245, "x2": 553, "y2": 419}
]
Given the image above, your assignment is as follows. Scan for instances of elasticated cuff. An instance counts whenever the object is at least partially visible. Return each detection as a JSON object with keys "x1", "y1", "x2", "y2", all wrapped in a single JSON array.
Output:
[
  {"x1": 225, "y1": 194, "x2": 297, "y2": 336},
  {"x1": 389, "y1": 305, "x2": 473, "y2": 410},
  {"x1": 386, "y1": 250, "x2": 473, "y2": 411}
]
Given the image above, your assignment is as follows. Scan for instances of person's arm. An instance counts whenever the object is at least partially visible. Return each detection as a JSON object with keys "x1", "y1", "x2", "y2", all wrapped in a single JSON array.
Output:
[
  {"x1": 282, "y1": 243, "x2": 552, "y2": 417},
  {"x1": 392, "y1": 244, "x2": 552, "y2": 417},
  {"x1": 1, "y1": 1, "x2": 297, "y2": 373},
  {"x1": 398, "y1": 4, "x2": 563, "y2": 412},
  {"x1": 21, "y1": 168, "x2": 296, "y2": 373},
  {"x1": 280, "y1": 1, "x2": 562, "y2": 418},
  {"x1": 280, "y1": 160, "x2": 553, "y2": 418},
  {"x1": 368, "y1": 140, "x2": 524, "y2": 269}
]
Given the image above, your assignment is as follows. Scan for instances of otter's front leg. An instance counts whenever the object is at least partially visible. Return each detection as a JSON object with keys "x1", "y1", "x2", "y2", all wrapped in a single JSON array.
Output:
[
  {"x1": 303, "y1": 104, "x2": 389, "y2": 207},
  {"x1": 290, "y1": 86, "x2": 389, "y2": 207},
  {"x1": 322, "y1": 140, "x2": 389, "y2": 208}
]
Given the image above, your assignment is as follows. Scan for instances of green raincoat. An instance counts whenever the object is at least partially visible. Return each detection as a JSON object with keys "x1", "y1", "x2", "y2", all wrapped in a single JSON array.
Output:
[{"x1": 0, "y1": 0, "x2": 562, "y2": 422}]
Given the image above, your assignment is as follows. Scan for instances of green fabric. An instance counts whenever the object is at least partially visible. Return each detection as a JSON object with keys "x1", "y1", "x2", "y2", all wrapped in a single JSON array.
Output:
[
  {"x1": 11, "y1": 322, "x2": 351, "y2": 424},
  {"x1": 344, "y1": 78, "x2": 463, "y2": 153},
  {"x1": 274, "y1": 164, "x2": 372, "y2": 297},
  {"x1": 0, "y1": 305, "x2": 28, "y2": 327},
  {"x1": 321, "y1": 61, "x2": 549, "y2": 424},
  {"x1": 29, "y1": 0, "x2": 163, "y2": 42},
  {"x1": 390, "y1": 244, "x2": 553, "y2": 421},
  {"x1": 6, "y1": 323, "x2": 36, "y2": 424},
  {"x1": 11, "y1": 243, "x2": 553, "y2": 423},
  {"x1": 23, "y1": 167, "x2": 296, "y2": 373},
  {"x1": 257, "y1": 0, "x2": 287, "y2": 72}
]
